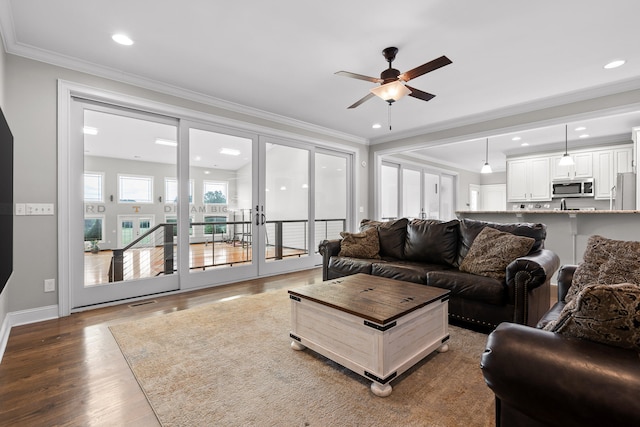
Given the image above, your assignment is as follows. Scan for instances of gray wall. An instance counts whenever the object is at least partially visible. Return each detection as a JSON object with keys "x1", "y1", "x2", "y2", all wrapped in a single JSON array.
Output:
[
  {"x1": 5, "y1": 54, "x2": 369, "y2": 313},
  {"x1": 0, "y1": 32, "x2": 8, "y2": 329}
]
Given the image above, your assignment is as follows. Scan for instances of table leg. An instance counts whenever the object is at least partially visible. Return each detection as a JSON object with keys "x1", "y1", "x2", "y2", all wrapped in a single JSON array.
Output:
[
  {"x1": 437, "y1": 343, "x2": 449, "y2": 353},
  {"x1": 291, "y1": 340, "x2": 306, "y2": 351},
  {"x1": 371, "y1": 382, "x2": 392, "y2": 397}
]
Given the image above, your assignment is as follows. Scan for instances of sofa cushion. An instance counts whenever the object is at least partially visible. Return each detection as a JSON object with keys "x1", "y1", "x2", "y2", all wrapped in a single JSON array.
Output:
[
  {"x1": 427, "y1": 270, "x2": 506, "y2": 305},
  {"x1": 360, "y1": 218, "x2": 408, "y2": 259},
  {"x1": 459, "y1": 227, "x2": 535, "y2": 281},
  {"x1": 327, "y1": 256, "x2": 378, "y2": 277},
  {"x1": 567, "y1": 235, "x2": 640, "y2": 303},
  {"x1": 371, "y1": 261, "x2": 451, "y2": 285},
  {"x1": 544, "y1": 283, "x2": 640, "y2": 351},
  {"x1": 338, "y1": 227, "x2": 380, "y2": 259},
  {"x1": 403, "y1": 219, "x2": 459, "y2": 266},
  {"x1": 457, "y1": 219, "x2": 546, "y2": 265}
]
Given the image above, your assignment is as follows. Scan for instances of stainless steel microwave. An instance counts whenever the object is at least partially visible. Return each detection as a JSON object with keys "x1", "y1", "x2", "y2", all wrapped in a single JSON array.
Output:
[{"x1": 551, "y1": 178, "x2": 594, "y2": 198}]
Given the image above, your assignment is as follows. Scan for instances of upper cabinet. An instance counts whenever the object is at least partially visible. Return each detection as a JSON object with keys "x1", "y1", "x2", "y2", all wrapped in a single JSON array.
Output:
[
  {"x1": 551, "y1": 152, "x2": 593, "y2": 179},
  {"x1": 508, "y1": 144, "x2": 633, "y2": 203},
  {"x1": 593, "y1": 145, "x2": 634, "y2": 199},
  {"x1": 507, "y1": 156, "x2": 550, "y2": 201}
]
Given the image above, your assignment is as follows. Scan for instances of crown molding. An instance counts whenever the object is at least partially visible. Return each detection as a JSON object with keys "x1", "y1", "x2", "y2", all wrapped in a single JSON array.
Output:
[{"x1": 0, "y1": 9, "x2": 367, "y2": 146}]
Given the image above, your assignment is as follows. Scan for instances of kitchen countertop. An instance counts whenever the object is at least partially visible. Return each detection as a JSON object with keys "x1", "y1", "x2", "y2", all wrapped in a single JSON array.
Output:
[{"x1": 456, "y1": 210, "x2": 640, "y2": 214}]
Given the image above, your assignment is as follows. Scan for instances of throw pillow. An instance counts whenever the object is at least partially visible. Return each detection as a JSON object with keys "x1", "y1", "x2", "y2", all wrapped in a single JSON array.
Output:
[
  {"x1": 544, "y1": 283, "x2": 640, "y2": 351},
  {"x1": 338, "y1": 227, "x2": 380, "y2": 259},
  {"x1": 459, "y1": 226, "x2": 535, "y2": 281},
  {"x1": 567, "y1": 235, "x2": 640, "y2": 303},
  {"x1": 403, "y1": 219, "x2": 460, "y2": 266},
  {"x1": 360, "y1": 218, "x2": 409, "y2": 259}
]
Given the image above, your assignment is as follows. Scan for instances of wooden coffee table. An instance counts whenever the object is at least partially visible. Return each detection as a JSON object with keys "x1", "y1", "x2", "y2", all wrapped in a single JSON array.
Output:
[{"x1": 288, "y1": 273, "x2": 450, "y2": 397}]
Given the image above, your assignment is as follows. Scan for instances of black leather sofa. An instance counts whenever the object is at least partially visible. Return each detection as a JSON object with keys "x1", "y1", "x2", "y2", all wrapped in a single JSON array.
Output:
[
  {"x1": 318, "y1": 218, "x2": 560, "y2": 329},
  {"x1": 481, "y1": 265, "x2": 640, "y2": 427}
]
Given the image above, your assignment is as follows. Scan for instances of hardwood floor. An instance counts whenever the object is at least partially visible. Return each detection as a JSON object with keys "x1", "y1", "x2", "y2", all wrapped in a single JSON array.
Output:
[{"x1": 0, "y1": 268, "x2": 323, "y2": 426}]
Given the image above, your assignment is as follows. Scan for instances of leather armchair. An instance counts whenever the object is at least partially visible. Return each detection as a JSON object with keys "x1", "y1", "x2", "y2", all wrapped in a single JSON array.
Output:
[{"x1": 481, "y1": 265, "x2": 640, "y2": 427}]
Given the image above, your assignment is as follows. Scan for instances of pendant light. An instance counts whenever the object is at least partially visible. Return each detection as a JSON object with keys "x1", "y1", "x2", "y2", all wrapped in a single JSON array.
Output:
[
  {"x1": 558, "y1": 124, "x2": 575, "y2": 166},
  {"x1": 481, "y1": 138, "x2": 492, "y2": 174}
]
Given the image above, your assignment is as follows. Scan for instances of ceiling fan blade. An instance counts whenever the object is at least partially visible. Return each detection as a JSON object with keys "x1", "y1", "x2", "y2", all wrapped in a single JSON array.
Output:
[
  {"x1": 399, "y1": 55, "x2": 452, "y2": 82},
  {"x1": 406, "y1": 86, "x2": 436, "y2": 102},
  {"x1": 335, "y1": 71, "x2": 383, "y2": 84},
  {"x1": 347, "y1": 93, "x2": 376, "y2": 109}
]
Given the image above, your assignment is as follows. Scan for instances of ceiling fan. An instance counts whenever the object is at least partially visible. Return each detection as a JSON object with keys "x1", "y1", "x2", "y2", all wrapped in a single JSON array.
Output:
[{"x1": 335, "y1": 47, "x2": 452, "y2": 109}]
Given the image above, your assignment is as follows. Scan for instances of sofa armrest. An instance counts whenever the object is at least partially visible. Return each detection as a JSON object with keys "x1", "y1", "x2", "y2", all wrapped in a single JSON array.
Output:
[
  {"x1": 505, "y1": 249, "x2": 560, "y2": 325},
  {"x1": 318, "y1": 239, "x2": 342, "y2": 281},
  {"x1": 481, "y1": 323, "x2": 640, "y2": 427},
  {"x1": 556, "y1": 264, "x2": 577, "y2": 302}
]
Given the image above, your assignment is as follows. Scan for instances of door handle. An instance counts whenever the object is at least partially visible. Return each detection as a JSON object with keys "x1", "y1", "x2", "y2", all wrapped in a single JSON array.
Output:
[
  {"x1": 255, "y1": 205, "x2": 260, "y2": 226},
  {"x1": 261, "y1": 205, "x2": 265, "y2": 225}
]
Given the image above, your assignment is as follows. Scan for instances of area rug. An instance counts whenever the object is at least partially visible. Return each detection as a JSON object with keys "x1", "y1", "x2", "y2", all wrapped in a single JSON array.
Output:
[{"x1": 110, "y1": 290, "x2": 494, "y2": 427}]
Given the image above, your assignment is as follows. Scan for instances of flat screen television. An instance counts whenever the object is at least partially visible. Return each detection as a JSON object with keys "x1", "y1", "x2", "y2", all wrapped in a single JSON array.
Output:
[{"x1": 0, "y1": 106, "x2": 13, "y2": 293}]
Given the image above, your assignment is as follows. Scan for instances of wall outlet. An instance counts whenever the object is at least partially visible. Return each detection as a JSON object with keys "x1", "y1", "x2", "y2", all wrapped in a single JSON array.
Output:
[{"x1": 44, "y1": 278, "x2": 56, "y2": 292}]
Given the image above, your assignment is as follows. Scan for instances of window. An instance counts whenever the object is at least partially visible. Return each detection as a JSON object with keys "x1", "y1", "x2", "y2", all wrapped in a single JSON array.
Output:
[
  {"x1": 84, "y1": 216, "x2": 104, "y2": 242},
  {"x1": 203, "y1": 181, "x2": 228, "y2": 204},
  {"x1": 84, "y1": 172, "x2": 104, "y2": 203},
  {"x1": 165, "y1": 178, "x2": 193, "y2": 203},
  {"x1": 119, "y1": 174, "x2": 153, "y2": 203},
  {"x1": 204, "y1": 215, "x2": 227, "y2": 235}
]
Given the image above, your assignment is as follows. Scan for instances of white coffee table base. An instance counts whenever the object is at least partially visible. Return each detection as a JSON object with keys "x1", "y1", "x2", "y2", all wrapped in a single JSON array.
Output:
[{"x1": 289, "y1": 293, "x2": 449, "y2": 397}]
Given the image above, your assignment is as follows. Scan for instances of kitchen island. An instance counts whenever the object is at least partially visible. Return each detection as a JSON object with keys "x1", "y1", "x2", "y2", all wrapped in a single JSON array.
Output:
[{"x1": 456, "y1": 210, "x2": 640, "y2": 276}]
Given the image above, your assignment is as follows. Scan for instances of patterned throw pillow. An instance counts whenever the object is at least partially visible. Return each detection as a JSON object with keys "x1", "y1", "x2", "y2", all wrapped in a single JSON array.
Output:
[
  {"x1": 338, "y1": 227, "x2": 380, "y2": 259},
  {"x1": 567, "y1": 235, "x2": 640, "y2": 303},
  {"x1": 459, "y1": 226, "x2": 535, "y2": 281},
  {"x1": 544, "y1": 283, "x2": 640, "y2": 351}
]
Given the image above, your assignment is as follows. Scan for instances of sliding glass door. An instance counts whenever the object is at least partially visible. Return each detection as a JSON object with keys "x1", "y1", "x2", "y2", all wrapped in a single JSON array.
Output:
[
  {"x1": 73, "y1": 100, "x2": 180, "y2": 307},
  {"x1": 64, "y1": 90, "x2": 354, "y2": 310}
]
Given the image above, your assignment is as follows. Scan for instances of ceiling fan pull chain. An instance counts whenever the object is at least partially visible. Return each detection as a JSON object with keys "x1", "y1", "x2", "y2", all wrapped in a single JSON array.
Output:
[{"x1": 388, "y1": 103, "x2": 392, "y2": 130}]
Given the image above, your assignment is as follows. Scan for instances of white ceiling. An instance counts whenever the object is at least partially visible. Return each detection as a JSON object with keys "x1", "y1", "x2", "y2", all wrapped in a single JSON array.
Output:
[{"x1": 3, "y1": 0, "x2": 640, "y2": 172}]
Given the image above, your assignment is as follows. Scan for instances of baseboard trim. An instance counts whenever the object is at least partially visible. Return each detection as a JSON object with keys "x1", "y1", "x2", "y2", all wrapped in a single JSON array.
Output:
[{"x1": 0, "y1": 305, "x2": 59, "y2": 363}]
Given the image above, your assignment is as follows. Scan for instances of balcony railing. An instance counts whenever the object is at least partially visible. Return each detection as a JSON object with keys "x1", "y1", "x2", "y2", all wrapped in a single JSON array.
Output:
[{"x1": 107, "y1": 218, "x2": 346, "y2": 282}]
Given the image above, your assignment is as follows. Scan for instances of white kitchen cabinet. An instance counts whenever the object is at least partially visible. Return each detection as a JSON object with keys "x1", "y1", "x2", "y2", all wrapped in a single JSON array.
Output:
[
  {"x1": 593, "y1": 145, "x2": 633, "y2": 200},
  {"x1": 507, "y1": 157, "x2": 550, "y2": 202},
  {"x1": 551, "y1": 152, "x2": 592, "y2": 179}
]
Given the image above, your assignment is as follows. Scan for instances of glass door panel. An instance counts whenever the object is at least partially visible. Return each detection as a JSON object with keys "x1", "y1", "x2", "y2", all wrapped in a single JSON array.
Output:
[
  {"x1": 402, "y1": 168, "x2": 422, "y2": 219},
  {"x1": 75, "y1": 102, "x2": 179, "y2": 307},
  {"x1": 187, "y1": 127, "x2": 254, "y2": 276},
  {"x1": 314, "y1": 152, "x2": 348, "y2": 247},
  {"x1": 381, "y1": 163, "x2": 399, "y2": 220},
  {"x1": 263, "y1": 143, "x2": 309, "y2": 263},
  {"x1": 424, "y1": 172, "x2": 440, "y2": 219}
]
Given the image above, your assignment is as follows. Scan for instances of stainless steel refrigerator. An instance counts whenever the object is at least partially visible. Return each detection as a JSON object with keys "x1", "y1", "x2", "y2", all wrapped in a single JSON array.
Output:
[{"x1": 614, "y1": 172, "x2": 636, "y2": 210}]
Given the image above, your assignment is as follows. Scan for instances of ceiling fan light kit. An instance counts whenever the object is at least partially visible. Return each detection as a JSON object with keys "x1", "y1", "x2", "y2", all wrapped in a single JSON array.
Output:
[
  {"x1": 335, "y1": 47, "x2": 452, "y2": 118},
  {"x1": 370, "y1": 80, "x2": 411, "y2": 103}
]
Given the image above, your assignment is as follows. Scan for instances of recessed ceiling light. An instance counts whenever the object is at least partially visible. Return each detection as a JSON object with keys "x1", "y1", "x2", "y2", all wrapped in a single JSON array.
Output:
[
  {"x1": 83, "y1": 126, "x2": 98, "y2": 135},
  {"x1": 204, "y1": 171, "x2": 210, "y2": 175},
  {"x1": 280, "y1": 186, "x2": 287, "y2": 191},
  {"x1": 372, "y1": 123, "x2": 382, "y2": 129},
  {"x1": 574, "y1": 126, "x2": 586, "y2": 131},
  {"x1": 604, "y1": 59, "x2": 625, "y2": 69},
  {"x1": 155, "y1": 138, "x2": 177, "y2": 147},
  {"x1": 112, "y1": 34, "x2": 134, "y2": 46},
  {"x1": 521, "y1": 143, "x2": 529, "y2": 147},
  {"x1": 579, "y1": 134, "x2": 590, "y2": 138},
  {"x1": 220, "y1": 148, "x2": 241, "y2": 156},
  {"x1": 512, "y1": 136, "x2": 521, "y2": 141},
  {"x1": 195, "y1": 155, "x2": 201, "y2": 161}
]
